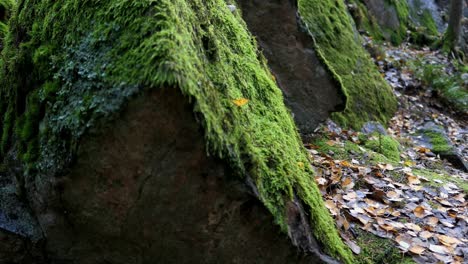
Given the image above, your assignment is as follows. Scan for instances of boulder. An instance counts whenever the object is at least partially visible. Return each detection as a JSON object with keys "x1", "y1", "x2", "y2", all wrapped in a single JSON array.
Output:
[
  {"x1": 239, "y1": 0, "x2": 346, "y2": 134},
  {"x1": 0, "y1": 1, "x2": 356, "y2": 263},
  {"x1": 414, "y1": 122, "x2": 468, "y2": 172},
  {"x1": 29, "y1": 88, "x2": 328, "y2": 263}
]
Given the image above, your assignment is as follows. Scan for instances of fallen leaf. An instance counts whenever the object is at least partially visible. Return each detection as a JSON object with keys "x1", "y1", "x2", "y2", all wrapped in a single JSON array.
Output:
[
  {"x1": 426, "y1": 217, "x2": 439, "y2": 226},
  {"x1": 342, "y1": 177, "x2": 355, "y2": 189},
  {"x1": 407, "y1": 174, "x2": 421, "y2": 185},
  {"x1": 429, "y1": 244, "x2": 448, "y2": 255},
  {"x1": 315, "y1": 177, "x2": 328, "y2": 186},
  {"x1": 419, "y1": 231, "x2": 433, "y2": 239},
  {"x1": 232, "y1": 98, "x2": 249, "y2": 106},
  {"x1": 409, "y1": 245, "x2": 425, "y2": 255},
  {"x1": 405, "y1": 223, "x2": 421, "y2": 232},
  {"x1": 325, "y1": 200, "x2": 339, "y2": 216},
  {"x1": 414, "y1": 206, "x2": 426, "y2": 218},
  {"x1": 437, "y1": 235, "x2": 461, "y2": 246}
]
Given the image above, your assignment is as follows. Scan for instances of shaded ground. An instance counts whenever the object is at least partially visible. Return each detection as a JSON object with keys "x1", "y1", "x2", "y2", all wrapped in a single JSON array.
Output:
[{"x1": 307, "y1": 39, "x2": 467, "y2": 263}]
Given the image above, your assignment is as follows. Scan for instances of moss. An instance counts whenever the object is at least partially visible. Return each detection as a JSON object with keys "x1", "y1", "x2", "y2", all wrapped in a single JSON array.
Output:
[
  {"x1": 386, "y1": 0, "x2": 410, "y2": 45},
  {"x1": 298, "y1": 0, "x2": 397, "y2": 129},
  {"x1": 348, "y1": 0, "x2": 385, "y2": 41},
  {"x1": 355, "y1": 229, "x2": 415, "y2": 264},
  {"x1": 0, "y1": 0, "x2": 15, "y2": 41},
  {"x1": 420, "y1": 130, "x2": 452, "y2": 154},
  {"x1": 413, "y1": 169, "x2": 468, "y2": 194},
  {"x1": 0, "y1": 0, "x2": 354, "y2": 262},
  {"x1": 364, "y1": 134, "x2": 401, "y2": 162}
]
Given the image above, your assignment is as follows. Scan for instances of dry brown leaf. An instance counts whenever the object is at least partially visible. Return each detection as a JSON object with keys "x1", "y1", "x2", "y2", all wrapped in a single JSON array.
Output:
[
  {"x1": 419, "y1": 231, "x2": 433, "y2": 239},
  {"x1": 429, "y1": 244, "x2": 448, "y2": 255},
  {"x1": 437, "y1": 235, "x2": 461, "y2": 246},
  {"x1": 409, "y1": 245, "x2": 425, "y2": 255},
  {"x1": 407, "y1": 174, "x2": 421, "y2": 185},
  {"x1": 453, "y1": 193, "x2": 465, "y2": 203},
  {"x1": 342, "y1": 177, "x2": 354, "y2": 189},
  {"x1": 413, "y1": 206, "x2": 426, "y2": 218},
  {"x1": 395, "y1": 235, "x2": 411, "y2": 251},
  {"x1": 325, "y1": 200, "x2": 339, "y2": 216},
  {"x1": 340, "y1": 160, "x2": 351, "y2": 167},
  {"x1": 405, "y1": 223, "x2": 422, "y2": 232},
  {"x1": 417, "y1": 147, "x2": 430, "y2": 153},
  {"x1": 387, "y1": 191, "x2": 399, "y2": 199},
  {"x1": 343, "y1": 192, "x2": 357, "y2": 201},
  {"x1": 426, "y1": 217, "x2": 439, "y2": 226}
]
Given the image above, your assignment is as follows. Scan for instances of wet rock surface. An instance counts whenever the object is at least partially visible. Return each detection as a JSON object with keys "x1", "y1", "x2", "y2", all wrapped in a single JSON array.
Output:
[
  {"x1": 238, "y1": 0, "x2": 346, "y2": 134},
  {"x1": 361, "y1": 0, "x2": 401, "y2": 32},
  {"x1": 5, "y1": 88, "x2": 327, "y2": 264}
]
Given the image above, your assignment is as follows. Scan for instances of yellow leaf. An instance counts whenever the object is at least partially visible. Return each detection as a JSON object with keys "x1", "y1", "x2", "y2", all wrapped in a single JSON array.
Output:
[
  {"x1": 232, "y1": 98, "x2": 249, "y2": 107},
  {"x1": 340, "y1": 160, "x2": 351, "y2": 167},
  {"x1": 297, "y1": 162, "x2": 305, "y2": 169}
]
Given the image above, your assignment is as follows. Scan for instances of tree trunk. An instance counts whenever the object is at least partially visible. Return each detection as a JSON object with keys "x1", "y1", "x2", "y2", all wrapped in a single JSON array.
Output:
[{"x1": 444, "y1": 0, "x2": 464, "y2": 51}]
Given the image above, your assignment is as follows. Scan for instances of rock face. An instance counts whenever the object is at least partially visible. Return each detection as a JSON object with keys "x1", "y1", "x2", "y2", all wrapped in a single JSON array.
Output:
[
  {"x1": 362, "y1": 0, "x2": 401, "y2": 32},
  {"x1": 414, "y1": 122, "x2": 468, "y2": 172},
  {"x1": 0, "y1": 89, "x2": 331, "y2": 263},
  {"x1": 0, "y1": 1, "x2": 358, "y2": 263},
  {"x1": 238, "y1": 0, "x2": 346, "y2": 134}
]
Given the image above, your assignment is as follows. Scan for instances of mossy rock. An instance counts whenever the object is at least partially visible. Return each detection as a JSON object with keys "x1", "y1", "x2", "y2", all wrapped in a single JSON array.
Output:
[
  {"x1": 298, "y1": 0, "x2": 398, "y2": 129},
  {"x1": 0, "y1": 0, "x2": 355, "y2": 263}
]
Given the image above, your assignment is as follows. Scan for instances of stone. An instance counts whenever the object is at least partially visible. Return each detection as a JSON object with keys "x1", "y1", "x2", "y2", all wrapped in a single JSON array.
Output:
[
  {"x1": 361, "y1": 121, "x2": 388, "y2": 135},
  {"x1": 14, "y1": 88, "x2": 331, "y2": 263},
  {"x1": 414, "y1": 122, "x2": 468, "y2": 172},
  {"x1": 238, "y1": 0, "x2": 346, "y2": 134}
]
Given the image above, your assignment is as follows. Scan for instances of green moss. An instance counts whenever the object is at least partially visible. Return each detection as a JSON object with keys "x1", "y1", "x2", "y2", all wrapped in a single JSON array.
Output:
[
  {"x1": 355, "y1": 229, "x2": 415, "y2": 264},
  {"x1": 0, "y1": 0, "x2": 354, "y2": 262},
  {"x1": 420, "y1": 130, "x2": 452, "y2": 154},
  {"x1": 364, "y1": 134, "x2": 401, "y2": 162},
  {"x1": 348, "y1": 0, "x2": 385, "y2": 41},
  {"x1": 0, "y1": 0, "x2": 15, "y2": 41},
  {"x1": 413, "y1": 169, "x2": 468, "y2": 194},
  {"x1": 410, "y1": 61, "x2": 467, "y2": 112},
  {"x1": 298, "y1": 0, "x2": 397, "y2": 129}
]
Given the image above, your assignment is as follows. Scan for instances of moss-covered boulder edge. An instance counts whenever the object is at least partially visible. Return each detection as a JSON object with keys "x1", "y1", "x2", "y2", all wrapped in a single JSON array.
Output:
[
  {"x1": 348, "y1": 0, "x2": 439, "y2": 46},
  {"x1": 0, "y1": 0, "x2": 356, "y2": 262},
  {"x1": 297, "y1": 0, "x2": 398, "y2": 129}
]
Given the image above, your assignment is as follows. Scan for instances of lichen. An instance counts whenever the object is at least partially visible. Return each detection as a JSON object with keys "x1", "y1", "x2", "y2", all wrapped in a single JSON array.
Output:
[
  {"x1": 297, "y1": 0, "x2": 397, "y2": 129},
  {"x1": 0, "y1": 0, "x2": 354, "y2": 262}
]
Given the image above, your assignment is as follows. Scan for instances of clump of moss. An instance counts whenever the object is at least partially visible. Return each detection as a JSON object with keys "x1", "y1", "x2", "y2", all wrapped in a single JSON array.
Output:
[
  {"x1": 413, "y1": 169, "x2": 468, "y2": 194},
  {"x1": 298, "y1": 0, "x2": 397, "y2": 129},
  {"x1": 0, "y1": 0, "x2": 15, "y2": 41},
  {"x1": 0, "y1": 0, "x2": 354, "y2": 262},
  {"x1": 420, "y1": 130, "x2": 452, "y2": 154},
  {"x1": 410, "y1": 61, "x2": 467, "y2": 113},
  {"x1": 364, "y1": 134, "x2": 401, "y2": 162},
  {"x1": 355, "y1": 229, "x2": 415, "y2": 264}
]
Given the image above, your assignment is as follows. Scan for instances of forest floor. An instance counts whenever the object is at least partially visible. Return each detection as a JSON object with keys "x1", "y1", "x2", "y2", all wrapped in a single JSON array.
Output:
[{"x1": 308, "y1": 39, "x2": 467, "y2": 264}]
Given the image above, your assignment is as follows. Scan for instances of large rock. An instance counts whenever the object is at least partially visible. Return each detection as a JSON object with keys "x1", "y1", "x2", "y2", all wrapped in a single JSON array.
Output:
[
  {"x1": 27, "y1": 88, "x2": 327, "y2": 263},
  {"x1": 238, "y1": 0, "x2": 346, "y2": 134},
  {"x1": 0, "y1": 1, "x2": 356, "y2": 263},
  {"x1": 362, "y1": 0, "x2": 401, "y2": 31}
]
